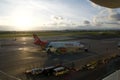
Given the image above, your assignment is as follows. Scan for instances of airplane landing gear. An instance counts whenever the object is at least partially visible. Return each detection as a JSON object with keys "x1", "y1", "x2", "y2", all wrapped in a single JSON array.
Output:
[{"x1": 84, "y1": 48, "x2": 88, "y2": 52}]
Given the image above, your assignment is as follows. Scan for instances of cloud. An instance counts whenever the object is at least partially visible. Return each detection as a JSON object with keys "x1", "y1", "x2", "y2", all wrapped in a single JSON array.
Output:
[
  {"x1": 52, "y1": 16, "x2": 63, "y2": 20},
  {"x1": 107, "y1": 9, "x2": 120, "y2": 21},
  {"x1": 50, "y1": 15, "x2": 80, "y2": 27},
  {"x1": 93, "y1": 9, "x2": 120, "y2": 26},
  {"x1": 93, "y1": 9, "x2": 108, "y2": 23},
  {"x1": 0, "y1": 25, "x2": 16, "y2": 31},
  {"x1": 109, "y1": 13, "x2": 120, "y2": 21},
  {"x1": 84, "y1": 20, "x2": 90, "y2": 24},
  {"x1": 105, "y1": 21, "x2": 120, "y2": 25}
]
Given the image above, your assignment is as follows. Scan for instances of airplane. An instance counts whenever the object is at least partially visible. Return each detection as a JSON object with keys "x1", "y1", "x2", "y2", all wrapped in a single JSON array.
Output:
[{"x1": 33, "y1": 34, "x2": 88, "y2": 54}]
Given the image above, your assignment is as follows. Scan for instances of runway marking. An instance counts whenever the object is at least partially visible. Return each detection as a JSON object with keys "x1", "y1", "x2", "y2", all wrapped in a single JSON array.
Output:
[{"x1": 0, "y1": 70, "x2": 21, "y2": 80}]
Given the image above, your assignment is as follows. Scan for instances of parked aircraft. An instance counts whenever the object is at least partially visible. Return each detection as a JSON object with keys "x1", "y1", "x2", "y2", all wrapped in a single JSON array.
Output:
[{"x1": 33, "y1": 34, "x2": 88, "y2": 54}]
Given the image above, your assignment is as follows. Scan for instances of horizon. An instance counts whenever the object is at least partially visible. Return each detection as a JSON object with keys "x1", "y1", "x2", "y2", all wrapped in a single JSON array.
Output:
[{"x1": 0, "y1": 27, "x2": 120, "y2": 32}]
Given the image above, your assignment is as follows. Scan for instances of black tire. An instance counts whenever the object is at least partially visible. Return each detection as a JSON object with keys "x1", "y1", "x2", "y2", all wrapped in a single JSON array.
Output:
[
  {"x1": 84, "y1": 48, "x2": 88, "y2": 52},
  {"x1": 56, "y1": 49, "x2": 61, "y2": 54},
  {"x1": 47, "y1": 48, "x2": 52, "y2": 54}
]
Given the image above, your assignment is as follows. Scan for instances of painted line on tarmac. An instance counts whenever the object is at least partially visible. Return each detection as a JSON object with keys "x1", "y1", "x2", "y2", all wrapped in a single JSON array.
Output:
[{"x1": 0, "y1": 70, "x2": 21, "y2": 80}]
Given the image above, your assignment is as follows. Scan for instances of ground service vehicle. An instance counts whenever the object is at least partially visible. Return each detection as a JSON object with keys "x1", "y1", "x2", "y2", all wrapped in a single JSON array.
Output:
[
  {"x1": 53, "y1": 66, "x2": 69, "y2": 76},
  {"x1": 25, "y1": 65, "x2": 69, "y2": 76},
  {"x1": 25, "y1": 68, "x2": 44, "y2": 75},
  {"x1": 42, "y1": 66, "x2": 55, "y2": 76},
  {"x1": 83, "y1": 61, "x2": 97, "y2": 70}
]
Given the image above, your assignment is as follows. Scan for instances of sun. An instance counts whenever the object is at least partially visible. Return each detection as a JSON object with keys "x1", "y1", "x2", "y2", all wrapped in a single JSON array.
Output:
[
  {"x1": 11, "y1": 14, "x2": 34, "y2": 31},
  {"x1": 11, "y1": 8, "x2": 34, "y2": 31},
  {"x1": 13, "y1": 16, "x2": 33, "y2": 30}
]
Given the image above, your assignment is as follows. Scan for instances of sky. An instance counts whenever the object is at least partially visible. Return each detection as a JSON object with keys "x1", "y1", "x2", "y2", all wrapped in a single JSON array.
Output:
[{"x1": 0, "y1": 0, "x2": 120, "y2": 31}]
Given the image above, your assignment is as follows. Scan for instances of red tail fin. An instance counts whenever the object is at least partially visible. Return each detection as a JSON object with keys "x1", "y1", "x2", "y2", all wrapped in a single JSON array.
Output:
[
  {"x1": 33, "y1": 33, "x2": 42, "y2": 45},
  {"x1": 33, "y1": 34, "x2": 48, "y2": 49}
]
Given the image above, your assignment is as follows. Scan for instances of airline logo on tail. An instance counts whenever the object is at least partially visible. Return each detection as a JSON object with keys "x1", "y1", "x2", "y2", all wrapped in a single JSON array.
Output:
[{"x1": 33, "y1": 34, "x2": 48, "y2": 49}]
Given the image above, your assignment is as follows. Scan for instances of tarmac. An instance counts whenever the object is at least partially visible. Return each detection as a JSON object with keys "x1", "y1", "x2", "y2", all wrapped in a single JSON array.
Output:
[{"x1": 0, "y1": 35, "x2": 120, "y2": 80}]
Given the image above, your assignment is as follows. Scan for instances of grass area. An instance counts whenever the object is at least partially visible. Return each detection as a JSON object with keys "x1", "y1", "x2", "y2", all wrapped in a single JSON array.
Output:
[{"x1": 0, "y1": 31, "x2": 120, "y2": 38}]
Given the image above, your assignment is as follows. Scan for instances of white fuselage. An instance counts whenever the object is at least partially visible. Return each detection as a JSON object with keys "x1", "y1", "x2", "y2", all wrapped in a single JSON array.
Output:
[
  {"x1": 47, "y1": 41, "x2": 84, "y2": 48},
  {"x1": 46, "y1": 41, "x2": 85, "y2": 52}
]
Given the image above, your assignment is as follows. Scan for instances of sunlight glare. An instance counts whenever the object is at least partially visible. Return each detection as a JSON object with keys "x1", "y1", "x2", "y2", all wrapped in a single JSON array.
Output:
[{"x1": 11, "y1": 8, "x2": 34, "y2": 31}]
